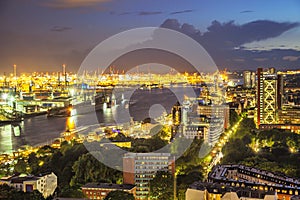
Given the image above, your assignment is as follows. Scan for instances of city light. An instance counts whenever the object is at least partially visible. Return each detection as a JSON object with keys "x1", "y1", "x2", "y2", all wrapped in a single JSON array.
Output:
[
  {"x1": 70, "y1": 89, "x2": 75, "y2": 96},
  {"x1": 1, "y1": 1, "x2": 300, "y2": 199},
  {"x1": 2, "y1": 93, "x2": 8, "y2": 100}
]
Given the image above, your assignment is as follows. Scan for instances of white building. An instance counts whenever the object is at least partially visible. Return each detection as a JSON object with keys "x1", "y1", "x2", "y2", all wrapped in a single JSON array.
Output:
[{"x1": 0, "y1": 172, "x2": 57, "y2": 198}]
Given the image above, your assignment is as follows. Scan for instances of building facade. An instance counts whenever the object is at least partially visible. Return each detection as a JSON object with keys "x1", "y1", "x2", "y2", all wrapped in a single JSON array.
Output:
[
  {"x1": 208, "y1": 165, "x2": 300, "y2": 200},
  {"x1": 171, "y1": 100, "x2": 228, "y2": 146},
  {"x1": 186, "y1": 182, "x2": 277, "y2": 200},
  {"x1": 243, "y1": 71, "x2": 253, "y2": 89},
  {"x1": 123, "y1": 153, "x2": 175, "y2": 199},
  {"x1": 257, "y1": 68, "x2": 282, "y2": 126},
  {"x1": 0, "y1": 172, "x2": 57, "y2": 198},
  {"x1": 81, "y1": 183, "x2": 136, "y2": 200}
]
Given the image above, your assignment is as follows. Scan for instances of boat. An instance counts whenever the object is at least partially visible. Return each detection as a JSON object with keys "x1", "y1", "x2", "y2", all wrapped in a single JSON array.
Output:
[{"x1": 47, "y1": 106, "x2": 72, "y2": 117}]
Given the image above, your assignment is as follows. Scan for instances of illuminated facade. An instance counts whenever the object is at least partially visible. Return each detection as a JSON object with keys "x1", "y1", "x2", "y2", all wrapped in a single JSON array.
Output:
[
  {"x1": 197, "y1": 105, "x2": 230, "y2": 129},
  {"x1": 81, "y1": 183, "x2": 136, "y2": 200},
  {"x1": 172, "y1": 101, "x2": 182, "y2": 126},
  {"x1": 123, "y1": 153, "x2": 175, "y2": 200},
  {"x1": 243, "y1": 71, "x2": 252, "y2": 88},
  {"x1": 172, "y1": 100, "x2": 228, "y2": 146},
  {"x1": 208, "y1": 165, "x2": 300, "y2": 200},
  {"x1": 257, "y1": 68, "x2": 281, "y2": 126},
  {"x1": 0, "y1": 172, "x2": 57, "y2": 198},
  {"x1": 186, "y1": 182, "x2": 277, "y2": 200},
  {"x1": 278, "y1": 106, "x2": 300, "y2": 124}
]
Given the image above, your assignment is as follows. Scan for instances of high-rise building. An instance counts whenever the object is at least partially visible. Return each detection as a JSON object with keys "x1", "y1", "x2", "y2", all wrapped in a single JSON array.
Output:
[
  {"x1": 251, "y1": 71, "x2": 256, "y2": 88},
  {"x1": 172, "y1": 101, "x2": 182, "y2": 126},
  {"x1": 256, "y1": 68, "x2": 283, "y2": 125},
  {"x1": 243, "y1": 71, "x2": 252, "y2": 88},
  {"x1": 243, "y1": 71, "x2": 256, "y2": 88},
  {"x1": 123, "y1": 153, "x2": 175, "y2": 200},
  {"x1": 277, "y1": 74, "x2": 284, "y2": 110},
  {"x1": 171, "y1": 99, "x2": 228, "y2": 146},
  {"x1": 197, "y1": 105, "x2": 230, "y2": 129},
  {"x1": 171, "y1": 101, "x2": 183, "y2": 138}
]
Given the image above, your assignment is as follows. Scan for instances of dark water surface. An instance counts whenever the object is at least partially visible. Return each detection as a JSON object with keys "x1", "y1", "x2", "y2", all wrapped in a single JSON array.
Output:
[{"x1": 0, "y1": 87, "x2": 199, "y2": 153}]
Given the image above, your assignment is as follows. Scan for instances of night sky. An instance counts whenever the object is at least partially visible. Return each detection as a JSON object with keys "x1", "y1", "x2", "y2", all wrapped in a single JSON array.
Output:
[{"x1": 1, "y1": 0, "x2": 300, "y2": 73}]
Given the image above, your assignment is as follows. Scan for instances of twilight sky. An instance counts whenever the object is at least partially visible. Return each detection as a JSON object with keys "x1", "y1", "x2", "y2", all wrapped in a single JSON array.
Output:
[{"x1": 0, "y1": 0, "x2": 300, "y2": 73}]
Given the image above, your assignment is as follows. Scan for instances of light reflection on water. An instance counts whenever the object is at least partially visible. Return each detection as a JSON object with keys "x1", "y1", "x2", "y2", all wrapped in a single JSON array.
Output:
[
  {"x1": 0, "y1": 125, "x2": 13, "y2": 154},
  {"x1": 0, "y1": 87, "x2": 200, "y2": 154}
]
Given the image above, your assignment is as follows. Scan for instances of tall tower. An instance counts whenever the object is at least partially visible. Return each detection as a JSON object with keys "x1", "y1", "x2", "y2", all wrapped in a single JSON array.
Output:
[
  {"x1": 13, "y1": 64, "x2": 17, "y2": 78},
  {"x1": 171, "y1": 101, "x2": 182, "y2": 138},
  {"x1": 13, "y1": 64, "x2": 17, "y2": 93},
  {"x1": 243, "y1": 71, "x2": 252, "y2": 88},
  {"x1": 172, "y1": 101, "x2": 182, "y2": 126},
  {"x1": 277, "y1": 74, "x2": 284, "y2": 110},
  {"x1": 62, "y1": 64, "x2": 67, "y2": 87},
  {"x1": 251, "y1": 72, "x2": 256, "y2": 88},
  {"x1": 257, "y1": 68, "x2": 280, "y2": 125}
]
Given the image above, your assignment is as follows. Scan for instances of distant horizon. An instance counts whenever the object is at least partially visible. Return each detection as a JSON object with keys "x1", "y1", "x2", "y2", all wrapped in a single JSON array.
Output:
[{"x1": 1, "y1": 65, "x2": 300, "y2": 75}]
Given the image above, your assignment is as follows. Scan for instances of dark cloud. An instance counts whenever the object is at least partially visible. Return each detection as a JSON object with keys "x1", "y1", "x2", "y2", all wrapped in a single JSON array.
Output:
[
  {"x1": 282, "y1": 56, "x2": 300, "y2": 61},
  {"x1": 41, "y1": 0, "x2": 111, "y2": 9},
  {"x1": 138, "y1": 11, "x2": 163, "y2": 16},
  {"x1": 170, "y1": 9, "x2": 194, "y2": 15},
  {"x1": 160, "y1": 19, "x2": 300, "y2": 70},
  {"x1": 119, "y1": 12, "x2": 134, "y2": 15},
  {"x1": 109, "y1": 11, "x2": 135, "y2": 15},
  {"x1": 50, "y1": 26, "x2": 72, "y2": 32},
  {"x1": 253, "y1": 58, "x2": 269, "y2": 62},
  {"x1": 111, "y1": 11, "x2": 163, "y2": 16},
  {"x1": 240, "y1": 10, "x2": 254, "y2": 13},
  {"x1": 110, "y1": 49, "x2": 196, "y2": 73},
  {"x1": 202, "y1": 20, "x2": 299, "y2": 47},
  {"x1": 233, "y1": 58, "x2": 245, "y2": 62},
  {"x1": 160, "y1": 19, "x2": 182, "y2": 31}
]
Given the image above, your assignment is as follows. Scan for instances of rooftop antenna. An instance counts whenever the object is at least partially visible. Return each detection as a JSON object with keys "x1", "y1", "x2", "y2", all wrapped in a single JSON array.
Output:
[
  {"x1": 62, "y1": 64, "x2": 67, "y2": 87},
  {"x1": 13, "y1": 64, "x2": 17, "y2": 92},
  {"x1": 13, "y1": 64, "x2": 17, "y2": 78}
]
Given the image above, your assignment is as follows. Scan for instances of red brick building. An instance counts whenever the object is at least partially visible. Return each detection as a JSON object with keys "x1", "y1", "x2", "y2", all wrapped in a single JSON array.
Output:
[{"x1": 81, "y1": 183, "x2": 136, "y2": 200}]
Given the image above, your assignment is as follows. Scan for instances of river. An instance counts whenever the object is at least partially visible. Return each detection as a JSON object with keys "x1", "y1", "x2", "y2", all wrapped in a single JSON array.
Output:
[{"x1": 0, "y1": 86, "x2": 201, "y2": 154}]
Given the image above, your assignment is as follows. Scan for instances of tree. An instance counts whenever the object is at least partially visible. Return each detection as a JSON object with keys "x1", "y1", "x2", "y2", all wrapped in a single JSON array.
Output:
[
  {"x1": 14, "y1": 159, "x2": 27, "y2": 174},
  {"x1": 27, "y1": 152, "x2": 39, "y2": 174},
  {"x1": 59, "y1": 186, "x2": 86, "y2": 198},
  {"x1": 104, "y1": 190, "x2": 134, "y2": 200},
  {"x1": 240, "y1": 118, "x2": 256, "y2": 130},
  {"x1": 222, "y1": 138, "x2": 254, "y2": 164},
  {"x1": 0, "y1": 184, "x2": 45, "y2": 200},
  {"x1": 149, "y1": 171, "x2": 174, "y2": 200},
  {"x1": 0, "y1": 163, "x2": 11, "y2": 177},
  {"x1": 131, "y1": 137, "x2": 167, "y2": 153},
  {"x1": 229, "y1": 109, "x2": 239, "y2": 126},
  {"x1": 70, "y1": 152, "x2": 121, "y2": 187},
  {"x1": 175, "y1": 138, "x2": 204, "y2": 173},
  {"x1": 177, "y1": 171, "x2": 203, "y2": 199},
  {"x1": 221, "y1": 118, "x2": 300, "y2": 179}
]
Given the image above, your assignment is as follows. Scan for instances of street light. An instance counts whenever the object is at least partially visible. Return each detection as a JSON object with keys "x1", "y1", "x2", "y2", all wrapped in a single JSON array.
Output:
[
  {"x1": 10, "y1": 96, "x2": 15, "y2": 102},
  {"x1": 2, "y1": 93, "x2": 8, "y2": 105},
  {"x1": 69, "y1": 88, "x2": 75, "y2": 96},
  {"x1": 2, "y1": 93, "x2": 8, "y2": 100}
]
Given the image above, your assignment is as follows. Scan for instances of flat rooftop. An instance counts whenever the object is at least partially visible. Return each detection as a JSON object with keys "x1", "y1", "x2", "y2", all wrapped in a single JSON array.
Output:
[{"x1": 82, "y1": 183, "x2": 135, "y2": 190}]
